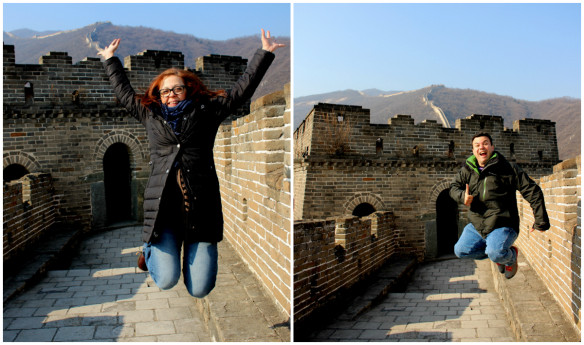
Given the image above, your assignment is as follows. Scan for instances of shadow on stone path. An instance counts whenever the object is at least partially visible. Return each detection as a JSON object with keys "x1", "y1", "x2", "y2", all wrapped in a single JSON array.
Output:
[
  {"x1": 4, "y1": 225, "x2": 211, "y2": 341},
  {"x1": 309, "y1": 257, "x2": 516, "y2": 342},
  {"x1": 4, "y1": 224, "x2": 290, "y2": 342}
]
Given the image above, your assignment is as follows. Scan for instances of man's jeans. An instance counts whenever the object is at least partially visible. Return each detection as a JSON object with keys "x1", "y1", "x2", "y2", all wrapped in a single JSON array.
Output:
[
  {"x1": 454, "y1": 223, "x2": 518, "y2": 266},
  {"x1": 143, "y1": 227, "x2": 218, "y2": 298}
]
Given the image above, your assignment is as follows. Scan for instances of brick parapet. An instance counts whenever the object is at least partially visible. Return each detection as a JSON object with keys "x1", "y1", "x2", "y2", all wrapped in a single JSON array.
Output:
[
  {"x1": 514, "y1": 156, "x2": 581, "y2": 333},
  {"x1": 214, "y1": 84, "x2": 291, "y2": 317},
  {"x1": 3, "y1": 173, "x2": 57, "y2": 265},
  {"x1": 293, "y1": 211, "x2": 397, "y2": 323}
]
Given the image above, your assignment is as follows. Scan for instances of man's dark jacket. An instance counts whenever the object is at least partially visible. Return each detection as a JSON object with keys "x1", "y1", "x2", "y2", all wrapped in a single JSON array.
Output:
[
  {"x1": 104, "y1": 49, "x2": 275, "y2": 243},
  {"x1": 450, "y1": 151, "x2": 550, "y2": 237}
]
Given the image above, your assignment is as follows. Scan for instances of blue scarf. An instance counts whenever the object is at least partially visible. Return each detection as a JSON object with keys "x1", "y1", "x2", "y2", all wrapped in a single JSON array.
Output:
[{"x1": 160, "y1": 99, "x2": 193, "y2": 135}]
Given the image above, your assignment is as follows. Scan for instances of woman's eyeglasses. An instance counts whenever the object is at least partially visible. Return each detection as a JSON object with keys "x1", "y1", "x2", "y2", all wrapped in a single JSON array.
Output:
[{"x1": 159, "y1": 85, "x2": 186, "y2": 98}]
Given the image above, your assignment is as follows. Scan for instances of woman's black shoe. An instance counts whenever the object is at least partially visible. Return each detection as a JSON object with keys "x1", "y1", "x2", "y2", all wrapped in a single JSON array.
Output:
[{"x1": 137, "y1": 252, "x2": 148, "y2": 271}]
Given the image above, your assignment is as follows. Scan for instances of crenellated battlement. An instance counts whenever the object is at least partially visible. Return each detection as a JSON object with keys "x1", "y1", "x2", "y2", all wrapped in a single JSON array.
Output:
[
  {"x1": 3, "y1": 44, "x2": 249, "y2": 118},
  {"x1": 124, "y1": 50, "x2": 185, "y2": 71},
  {"x1": 294, "y1": 102, "x2": 559, "y2": 166}
]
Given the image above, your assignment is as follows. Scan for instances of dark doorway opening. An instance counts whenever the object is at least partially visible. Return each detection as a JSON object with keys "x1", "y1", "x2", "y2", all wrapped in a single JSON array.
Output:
[
  {"x1": 104, "y1": 143, "x2": 132, "y2": 224},
  {"x1": 353, "y1": 203, "x2": 376, "y2": 218},
  {"x1": 4, "y1": 164, "x2": 29, "y2": 183},
  {"x1": 436, "y1": 189, "x2": 459, "y2": 256}
]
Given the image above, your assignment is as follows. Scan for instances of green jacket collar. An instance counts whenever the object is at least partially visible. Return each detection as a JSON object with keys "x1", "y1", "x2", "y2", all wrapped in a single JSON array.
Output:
[{"x1": 465, "y1": 152, "x2": 499, "y2": 174}]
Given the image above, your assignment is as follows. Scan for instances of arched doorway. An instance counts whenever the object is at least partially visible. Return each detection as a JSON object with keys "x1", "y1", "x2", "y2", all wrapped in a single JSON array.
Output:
[
  {"x1": 353, "y1": 203, "x2": 376, "y2": 217},
  {"x1": 435, "y1": 188, "x2": 459, "y2": 256},
  {"x1": 103, "y1": 143, "x2": 132, "y2": 224},
  {"x1": 4, "y1": 164, "x2": 29, "y2": 183}
]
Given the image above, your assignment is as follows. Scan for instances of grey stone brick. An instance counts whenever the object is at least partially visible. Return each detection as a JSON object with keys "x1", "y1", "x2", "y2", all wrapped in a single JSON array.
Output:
[{"x1": 53, "y1": 326, "x2": 96, "y2": 341}]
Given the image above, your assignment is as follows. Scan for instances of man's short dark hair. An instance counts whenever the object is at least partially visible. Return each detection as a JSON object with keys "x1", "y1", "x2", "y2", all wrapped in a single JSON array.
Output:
[{"x1": 471, "y1": 132, "x2": 493, "y2": 145}]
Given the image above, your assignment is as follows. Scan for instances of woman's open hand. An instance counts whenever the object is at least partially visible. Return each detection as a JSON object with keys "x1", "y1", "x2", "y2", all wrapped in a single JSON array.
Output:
[
  {"x1": 261, "y1": 29, "x2": 285, "y2": 53},
  {"x1": 97, "y1": 38, "x2": 121, "y2": 60}
]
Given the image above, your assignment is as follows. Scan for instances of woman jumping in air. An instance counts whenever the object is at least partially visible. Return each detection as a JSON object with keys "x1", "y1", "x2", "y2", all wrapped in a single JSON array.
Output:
[{"x1": 98, "y1": 29, "x2": 284, "y2": 297}]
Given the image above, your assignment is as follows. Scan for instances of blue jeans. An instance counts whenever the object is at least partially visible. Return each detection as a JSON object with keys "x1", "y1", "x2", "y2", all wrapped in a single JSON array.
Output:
[
  {"x1": 454, "y1": 223, "x2": 518, "y2": 266},
  {"x1": 143, "y1": 227, "x2": 218, "y2": 298}
]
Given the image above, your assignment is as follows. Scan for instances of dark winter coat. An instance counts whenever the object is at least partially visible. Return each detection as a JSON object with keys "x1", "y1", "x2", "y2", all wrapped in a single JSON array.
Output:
[
  {"x1": 450, "y1": 151, "x2": 550, "y2": 237},
  {"x1": 103, "y1": 49, "x2": 275, "y2": 243}
]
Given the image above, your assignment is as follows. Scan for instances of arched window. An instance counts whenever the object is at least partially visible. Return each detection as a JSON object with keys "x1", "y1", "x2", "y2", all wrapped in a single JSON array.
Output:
[
  {"x1": 352, "y1": 203, "x2": 376, "y2": 218},
  {"x1": 3, "y1": 164, "x2": 29, "y2": 183}
]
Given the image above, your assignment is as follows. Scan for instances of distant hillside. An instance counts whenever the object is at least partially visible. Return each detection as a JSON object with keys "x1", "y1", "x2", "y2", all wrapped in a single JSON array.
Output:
[
  {"x1": 295, "y1": 85, "x2": 580, "y2": 160},
  {"x1": 3, "y1": 22, "x2": 290, "y2": 100},
  {"x1": 5, "y1": 29, "x2": 60, "y2": 38}
]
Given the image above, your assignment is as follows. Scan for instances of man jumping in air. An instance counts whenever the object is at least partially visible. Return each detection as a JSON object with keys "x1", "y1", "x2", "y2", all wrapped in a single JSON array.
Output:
[{"x1": 450, "y1": 132, "x2": 549, "y2": 279}]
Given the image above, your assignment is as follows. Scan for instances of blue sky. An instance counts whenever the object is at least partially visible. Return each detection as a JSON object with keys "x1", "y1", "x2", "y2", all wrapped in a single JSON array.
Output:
[
  {"x1": 3, "y1": 3, "x2": 290, "y2": 41},
  {"x1": 294, "y1": 3, "x2": 580, "y2": 101}
]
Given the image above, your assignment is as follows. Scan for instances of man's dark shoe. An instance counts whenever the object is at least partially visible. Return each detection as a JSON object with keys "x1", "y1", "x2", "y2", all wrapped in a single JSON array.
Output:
[
  {"x1": 496, "y1": 263, "x2": 505, "y2": 274},
  {"x1": 504, "y1": 246, "x2": 518, "y2": 279},
  {"x1": 137, "y1": 252, "x2": 148, "y2": 271}
]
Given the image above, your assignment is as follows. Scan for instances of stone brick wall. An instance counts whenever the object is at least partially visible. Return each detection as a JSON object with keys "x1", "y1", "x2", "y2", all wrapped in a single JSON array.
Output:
[
  {"x1": 4, "y1": 110, "x2": 150, "y2": 229},
  {"x1": 3, "y1": 173, "x2": 56, "y2": 264},
  {"x1": 296, "y1": 157, "x2": 462, "y2": 260},
  {"x1": 514, "y1": 156, "x2": 581, "y2": 332},
  {"x1": 214, "y1": 84, "x2": 291, "y2": 316},
  {"x1": 294, "y1": 211, "x2": 397, "y2": 323}
]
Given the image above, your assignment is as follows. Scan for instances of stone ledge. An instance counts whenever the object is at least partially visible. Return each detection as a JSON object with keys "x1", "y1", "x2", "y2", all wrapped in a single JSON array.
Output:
[
  {"x1": 193, "y1": 240, "x2": 290, "y2": 342},
  {"x1": 341, "y1": 256, "x2": 418, "y2": 320},
  {"x1": 294, "y1": 255, "x2": 417, "y2": 341},
  {"x1": 251, "y1": 86, "x2": 287, "y2": 113},
  {"x1": 3, "y1": 221, "x2": 141, "y2": 304},
  {"x1": 3, "y1": 226, "x2": 84, "y2": 303},
  {"x1": 490, "y1": 255, "x2": 580, "y2": 341}
]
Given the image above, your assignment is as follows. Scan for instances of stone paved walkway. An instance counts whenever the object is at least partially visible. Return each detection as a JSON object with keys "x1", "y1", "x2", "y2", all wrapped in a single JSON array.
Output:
[
  {"x1": 309, "y1": 257, "x2": 516, "y2": 342},
  {"x1": 3, "y1": 225, "x2": 212, "y2": 342}
]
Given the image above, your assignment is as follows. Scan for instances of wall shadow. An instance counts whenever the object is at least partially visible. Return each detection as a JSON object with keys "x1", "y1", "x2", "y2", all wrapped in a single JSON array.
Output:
[
  {"x1": 571, "y1": 199, "x2": 581, "y2": 326},
  {"x1": 308, "y1": 259, "x2": 488, "y2": 341},
  {"x1": 4, "y1": 264, "x2": 149, "y2": 341},
  {"x1": 3, "y1": 227, "x2": 155, "y2": 341}
]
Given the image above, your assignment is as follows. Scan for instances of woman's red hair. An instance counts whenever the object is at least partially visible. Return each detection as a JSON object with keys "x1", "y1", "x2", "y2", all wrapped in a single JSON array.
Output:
[{"x1": 139, "y1": 68, "x2": 226, "y2": 107}]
